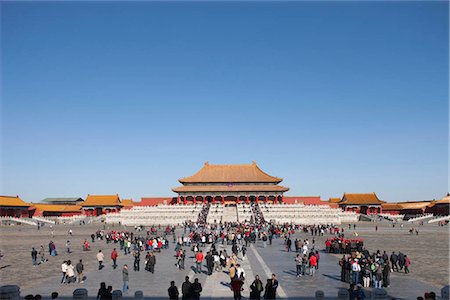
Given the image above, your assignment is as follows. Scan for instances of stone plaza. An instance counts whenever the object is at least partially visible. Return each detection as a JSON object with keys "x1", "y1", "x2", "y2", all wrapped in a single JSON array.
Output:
[{"x1": 0, "y1": 220, "x2": 448, "y2": 299}]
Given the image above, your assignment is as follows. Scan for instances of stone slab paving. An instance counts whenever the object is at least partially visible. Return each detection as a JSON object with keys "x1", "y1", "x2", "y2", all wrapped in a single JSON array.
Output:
[
  {"x1": 1, "y1": 221, "x2": 448, "y2": 299},
  {"x1": 248, "y1": 227, "x2": 447, "y2": 299}
]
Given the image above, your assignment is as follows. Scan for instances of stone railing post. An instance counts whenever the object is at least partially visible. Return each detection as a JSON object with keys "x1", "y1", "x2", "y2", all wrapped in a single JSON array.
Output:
[
  {"x1": 315, "y1": 290, "x2": 325, "y2": 299},
  {"x1": 337, "y1": 288, "x2": 349, "y2": 300},
  {"x1": 134, "y1": 290, "x2": 143, "y2": 299},
  {"x1": 442, "y1": 285, "x2": 449, "y2": 300},
  {"x1": 112, "y1": 290, "x2": 122, "y2": 300},
  {"x1": 372, "y1": 288, "x2": 387, "y2": 300},
  {"x1": 72, "y1": 288, "x2": 88, "y2": 300},
  {"x1": 0, "y1": 285, "x2": 20, "y2": 300}
]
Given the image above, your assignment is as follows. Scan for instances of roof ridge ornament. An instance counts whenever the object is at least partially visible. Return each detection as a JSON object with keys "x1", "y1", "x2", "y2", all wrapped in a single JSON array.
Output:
[
  {"x1": 205, "y1": 161, "x2": 209, "y2": 166},
  {"x1": 252, "y1": 161, "x2": 256, "y2": 165}
]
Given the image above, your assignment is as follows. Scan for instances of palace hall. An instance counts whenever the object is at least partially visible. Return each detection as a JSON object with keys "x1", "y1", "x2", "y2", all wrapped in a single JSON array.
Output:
[{"x1": 172, "y1": 162, "x2": 289, "y2": 205}]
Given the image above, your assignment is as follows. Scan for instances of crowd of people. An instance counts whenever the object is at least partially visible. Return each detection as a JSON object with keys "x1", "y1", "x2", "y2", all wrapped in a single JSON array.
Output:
[
  {"x1": 21, "y1": 215, "x2": 446, "y2": 300},
  {"x1": 339, "y1": 249, "x2": 411, "y2": 289}
]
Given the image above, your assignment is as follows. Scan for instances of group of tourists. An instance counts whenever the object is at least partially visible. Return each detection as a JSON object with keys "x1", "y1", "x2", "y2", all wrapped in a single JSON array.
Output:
[
  {"x1": 294, "y1": 251, "x2": 319, "y2": 277},
  {"x1": 325, "y1": 237, "x2": 364, "y2": 254},
  {"x1": 60, "y1": 259, "x2": 84, "y2": 284},
  {"x1": 339, "y1": 249, "x2": 411, "y2": 289}
]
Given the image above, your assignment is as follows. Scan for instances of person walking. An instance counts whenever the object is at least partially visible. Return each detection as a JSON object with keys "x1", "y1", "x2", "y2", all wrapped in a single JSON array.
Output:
[
  {"x1": 229, "y1": 264, "x2": 237, "y2": 282},
  {"x1": 315, "y1": 251, "x2": 320, "y2": 269},
  {"x1": 31, "y1": 247, "x2": 38, "y2": 266},
  {"x1": 264, "y1": 274, "x2": 279, "y2": 300},
  {"x1": 61, "y1": 261, "x2": 68, "y2": 284},
  {"x1": 66, "y1": 260, "x2": 75, "y2": 284},
  {"x1": 147, "y1": 252, "x2": 156, "y2": 273},
  {"x1": 66, "y1": 240, "x2": 71, "y2": 254},
  {"x1": 351, "y1": 259, "x2": 361, "y2": 284},
  {"x1": 76, "y1": 259, "x2": 84, "y2": 283},
  {"x1": 404, "y1": 255, "x2": 411, "y2": 274},
  {"x1": 97, "y1": 282, "x2": 108, "y2": 300},
  {"x1": 286, "y1": 238, "x2": 292, "y2": 252},
  {"x1": 133, "y1": 250, "x2": 140, "y2": 272},
  {"x1": 398, "y1": 252, "x2": 405, "y2": 271},
  {"x1": 111, "y1": 248, "x2": 118, "y2": 269},
  {"x1": 213, "y1": 252, "x2": 221, "y2": 271},
  {"x1": 250, "y1": 275, "x2": 264, "y2": 300},
  {"x1": 390, "y1": 251, "x2": 398, "y2": 272},
  {"x1": 39, "y1": 245, "x2": 45, "y2": 264},
  {"x1": 190, "y1": 278, "x2": 202, "y2": 300},
  {"x1": 122, "y1": 264, "x2": 129, "y2": 294},
  {"x1": 179, "y1": 250, "x2": 186, "y2": 270},
  {"x1": 382, "y1": 263, "x2": 391, "y2": 287},
  {"x1": 362, "y1": 264, "x2": 371, "y2": 287},
  {"x1": 295, "y1": 254, "x2": 302, "y2": 277},
  {"x1": 168, "y1": 281, "x2": 179, "y2": 300},
  {"x1": 205, "y1": 251, "x2": 214, "y2": 275},
  {"x1": 231, "y1": 276, "x2": 244, "y2": 300},
  {"x1": 309, "y1": 253, "x2": 317, "y2": 277},
  {"x1": 195, "y1": 250, "x2": 204, "y2": 274},
  {"x1": 181, "y1": 276, "x2": 192, "y2": 300},
  {"x1": 97, "y1": 250, "x2": 104, "y2": 270}
]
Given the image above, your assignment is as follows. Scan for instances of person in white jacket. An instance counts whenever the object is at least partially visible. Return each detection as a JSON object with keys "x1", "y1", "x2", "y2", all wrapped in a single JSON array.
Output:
[
  {"x1": 61, "y1": 261, "x2": 68, "y2": 284},
  {"x1": 65, "y1": 260, "x2": 75, "y2": 284},
  {"x1": 97, "y1": 250, "x2": 105, "y2": 270}
]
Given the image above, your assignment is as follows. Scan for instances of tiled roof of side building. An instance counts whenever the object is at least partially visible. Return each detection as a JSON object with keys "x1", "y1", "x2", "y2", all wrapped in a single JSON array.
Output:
[
  {"x1": 120, "y1": 199, "x2": 135, "y2": 207},
  {"x1": 41, "y1": 198, "x2": 84, "y2": 203},
  {"x1": 179, "y1": 162, "x2": 283, "y2": 183},
  {"x1": 328, "y1": 198, "x2": 341, "y2": 203},
  {"x1": 0, "y1": 195, "x2": 30, "y2": 207},
  {"x1": 172, "y1": 185, "x2": 289, "y2": 193},
  {"x1": 381, "y1": 203, "x2": 404, "y2": 211},
  {"x1": 82, "y1": 194, "x2": 122, "y2": 207},
  {"x1": 340, "y1": 193, "x2": 385, "y2": 205},
  {"x1": 32, "y1": 204, "x2": 82, "y2": 212},
  {"x1": 398, "y1": 201, "x2": 432, "y2": 210}
]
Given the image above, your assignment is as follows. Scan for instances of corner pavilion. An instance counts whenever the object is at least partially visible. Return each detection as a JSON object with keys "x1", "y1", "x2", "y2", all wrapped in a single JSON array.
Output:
[{"x1": 172, "y1": 162, "x2": 289, "y2": 205}]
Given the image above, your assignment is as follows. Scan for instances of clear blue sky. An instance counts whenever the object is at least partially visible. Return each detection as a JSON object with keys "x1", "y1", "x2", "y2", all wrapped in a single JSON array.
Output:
[{"x1": 1, "y1": 1, "x2": 448, "y2": 203}]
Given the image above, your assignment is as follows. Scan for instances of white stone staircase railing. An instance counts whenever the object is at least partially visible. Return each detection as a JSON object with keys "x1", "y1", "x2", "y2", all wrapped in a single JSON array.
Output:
[
  {"x1": 407, "y1": 213, "x2": 434, "y2": 223},
  {"x1": 0, "y1": 217, "x2": 38, "y2": 226},
  {"x1": 32, "y1": 216, "x2": 55, "y2": 225},
  {"x1": 428, "y1": 215, "x2": 450, "y2": 224}
]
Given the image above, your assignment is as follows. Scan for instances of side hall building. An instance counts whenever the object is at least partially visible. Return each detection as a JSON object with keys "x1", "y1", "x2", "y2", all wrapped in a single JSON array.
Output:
[
  {"x1": 82, "y1": 194, "x2": 123, "y2": 216},
  {"x1": 335, "y1": 193, "x2": 385, "y2": 214},
  {"x1": 172, "y1": 162, "x2": 289, "y2": 205},
  {"x1": 0, "y1": 195, "x2": 33, "y2": 218}
]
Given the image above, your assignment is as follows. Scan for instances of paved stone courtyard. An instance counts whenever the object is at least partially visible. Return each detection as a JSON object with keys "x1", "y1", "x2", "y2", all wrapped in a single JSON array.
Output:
[{"x1": 0, "y1": 220, "x2": 448, "y2": 299}]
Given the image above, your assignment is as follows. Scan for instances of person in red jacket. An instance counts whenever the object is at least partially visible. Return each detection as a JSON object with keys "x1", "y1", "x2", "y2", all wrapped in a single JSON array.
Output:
[
  {"x1": 111, "y1": 248, "x2": 118, "y2": 269},
  {"x1": 309, "y1": 253, "x2": 317, "y2": 276},
  {"x1": 195, "y1": 250, "x2": 204, "y2": 274},
  {"x1": 325, "y1": 240, "x2": 332, "y2": 253},
  {"x1": 404, "y1": 255, "x2": 411, "y2": 274}
]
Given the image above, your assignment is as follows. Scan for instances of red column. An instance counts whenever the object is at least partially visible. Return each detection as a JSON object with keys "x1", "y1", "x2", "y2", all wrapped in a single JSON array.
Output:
[
  {"x1": 183, "y1": 196, "x2": 187, "y2": 205},
  {"x1": 245, "y1": 196, "x2": 249, "y2": 204},
  {"x1": 203, "y1": 196, "x2": 206, "y2": 204},
  {"x1": 236, "y1": 195, "x2": 240, "y2": 204},
  {"x1": 281, "y1": 195, "x2": 284, "y2": 203},
  {"x1": 177, "y1": 196, "x2": 180, "y2": 205},
  {"x1": 211, "y1": 196, "x2": 215, "y2": 204},
  {"x1": 256, "y1": 196, "x2": 259, "y2": 203},
  {"x1": 222, "y1": 196, "x2": 225, "y2": 204}
]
